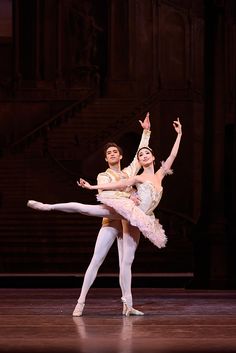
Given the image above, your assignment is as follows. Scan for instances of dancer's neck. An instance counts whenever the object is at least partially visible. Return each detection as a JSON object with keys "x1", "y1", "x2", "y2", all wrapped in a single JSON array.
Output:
[
  {"x1": 142, "y1": 164, "x2": 155, "y2": 175},
  {"x1": 108, "y1": 163, "x2": 121, "y2": 173}
]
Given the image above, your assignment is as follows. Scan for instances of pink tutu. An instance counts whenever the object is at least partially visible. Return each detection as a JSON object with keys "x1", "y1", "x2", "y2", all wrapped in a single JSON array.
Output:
[{"x1": 97, "y1": 194, "x2": 167, "y2": 249}]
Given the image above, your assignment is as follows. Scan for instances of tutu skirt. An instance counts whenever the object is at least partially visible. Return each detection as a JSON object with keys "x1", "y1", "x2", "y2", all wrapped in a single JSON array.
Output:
[{"x1": 97, "y1": 194, "x2": 167, "y2": 249}]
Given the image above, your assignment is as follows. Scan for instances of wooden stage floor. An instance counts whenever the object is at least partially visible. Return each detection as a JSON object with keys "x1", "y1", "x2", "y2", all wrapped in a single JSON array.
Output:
[{"x1": 0, "y1": 287, "x2": 236, "y2": 353}]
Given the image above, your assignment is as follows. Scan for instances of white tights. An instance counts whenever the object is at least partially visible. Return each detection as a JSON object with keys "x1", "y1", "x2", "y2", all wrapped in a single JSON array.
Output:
[
  {"x1": 118, "y1": 221, "x2": 140, "y2": 307},
  {"x1": 50, "y1": 202, "x2": 120, "y2": 219},
  {"x1": 44, "y1": 202, "x2": 140, "y2": 307},
  {"x1": 78, "y1": 220, "x2": 121, "y2": 303},
  {"x1": 77, "y1": 221, "x2": 139, "y2": 307}
]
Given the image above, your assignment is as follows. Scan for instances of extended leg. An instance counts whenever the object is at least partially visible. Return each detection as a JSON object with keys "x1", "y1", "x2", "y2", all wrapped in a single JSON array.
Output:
[{"x1": 27, "y1": 200, "x2": 121, "y2": 219}]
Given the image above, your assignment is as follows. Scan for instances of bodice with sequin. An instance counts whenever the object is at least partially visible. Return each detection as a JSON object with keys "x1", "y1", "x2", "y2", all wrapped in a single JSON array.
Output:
[{"x1": 136, "y1": 181, "x2": 163, "y2": 216}]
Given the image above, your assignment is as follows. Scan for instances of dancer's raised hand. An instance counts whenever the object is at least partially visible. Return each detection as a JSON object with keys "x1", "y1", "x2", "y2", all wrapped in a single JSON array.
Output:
[
  {"x1": 139, "y1": 112, "x2": 150, "y2": 130},
  {"x1": 173, "y1": 117, "x2": 182, "y2": 135}
]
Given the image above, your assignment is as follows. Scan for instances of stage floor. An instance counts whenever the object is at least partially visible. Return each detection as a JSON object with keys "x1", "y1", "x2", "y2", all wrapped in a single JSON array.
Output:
[{"x1": 0, "y1": 287, "x2": 236, "y2": 353}]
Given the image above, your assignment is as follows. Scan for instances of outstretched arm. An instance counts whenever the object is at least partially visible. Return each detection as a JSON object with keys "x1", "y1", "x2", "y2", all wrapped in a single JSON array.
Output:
[
  {"x1": 78, "y1": 176, "x2": 137, "y2": 191},
  {"x1": 160, "y1": 118, "x2": 182, "y2": 173}
]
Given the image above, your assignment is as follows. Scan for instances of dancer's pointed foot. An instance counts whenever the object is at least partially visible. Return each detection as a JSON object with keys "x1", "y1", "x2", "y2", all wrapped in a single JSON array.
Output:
[
  {"x1": 27, "y1": 200, "x2": 52, "y2": 211},
  {"x1": 72, "y1": 302, "x2": 85, "y2": 317},
  {"x1": 127, "y1": 307, "x2": 144, "y2": 316},
  {"x1": 121, "y1": 297, "x2": 144, "y2": 316},
  {"x1": 123, "y1": 304, "x2": 144, "y2": 316}
]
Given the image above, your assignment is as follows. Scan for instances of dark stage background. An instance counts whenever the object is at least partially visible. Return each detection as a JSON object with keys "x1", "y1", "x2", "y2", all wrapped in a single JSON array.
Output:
[{"x1": 0, "y1": 0, "x2": 235, "y2": 289}]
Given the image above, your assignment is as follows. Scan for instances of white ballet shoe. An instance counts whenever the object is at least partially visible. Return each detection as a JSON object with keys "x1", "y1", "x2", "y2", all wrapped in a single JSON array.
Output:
[
  {"x1": 27, "y1": 200, "x2": 52, "y2": 211},
  {"x1": 72, "y1": 302, "x2": 85, "y2": 317},
  {"x1": 121, "y1": 297, "x2": 144, "y2": 317},
  {"x1": 123, "y1": 304, "x2": 144, "y2": 317}
]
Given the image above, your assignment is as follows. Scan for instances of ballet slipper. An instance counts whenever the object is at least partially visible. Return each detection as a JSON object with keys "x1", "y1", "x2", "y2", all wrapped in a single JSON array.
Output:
[
  {"x1": 124, "y1": 304, "x2": 144, "y2": 317},
  {"x1": 121, "y1": 297, "x2": 144, "y2": 317},
  {"x1": 72, "y1": 302, "x2": 85, "y2": 317},
  {"x1": 27, "y1": 200, "x2": 52, "y2": 211}
]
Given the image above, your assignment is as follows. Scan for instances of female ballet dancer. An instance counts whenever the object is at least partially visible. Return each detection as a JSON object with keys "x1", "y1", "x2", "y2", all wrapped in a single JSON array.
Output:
[
  {"x1": 77, "y1": 118, "x2": 182, "y2": 249},
  {"x1": 28, "y1": 118, "x2": 182, "y2": 314}
]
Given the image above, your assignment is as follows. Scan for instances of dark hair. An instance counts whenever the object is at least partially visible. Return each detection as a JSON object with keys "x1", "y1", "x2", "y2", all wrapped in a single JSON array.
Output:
[
  {"x1": 137, "y1": 146, "x2": 154, "y2": 160},
  {"x1": 103, "y1": 142, "x2": 123, "y2": 158}
]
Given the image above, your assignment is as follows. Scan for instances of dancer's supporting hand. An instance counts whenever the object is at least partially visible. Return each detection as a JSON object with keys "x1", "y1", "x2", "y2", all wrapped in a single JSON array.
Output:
[{"x1": 77, "y1": 178, "x2": 93, "y2": 190}]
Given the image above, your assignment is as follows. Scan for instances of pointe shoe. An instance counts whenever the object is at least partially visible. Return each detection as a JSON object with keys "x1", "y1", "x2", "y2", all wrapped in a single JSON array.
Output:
[
  {"x1": 127, "y1": 307, "x2": 144, "y2": 316},
  {"x1": 72, "y1": 302, "x2": 85, "y2": 317},
  {"x1": 27, "y1": 200, "x2": 51, "y2": 211},
  {"x1": 123, "y1": 304, "x2": 144, "y2": 317},
  {"x1": 121, "y1": 297, "x2": 144, "y2": 317}
]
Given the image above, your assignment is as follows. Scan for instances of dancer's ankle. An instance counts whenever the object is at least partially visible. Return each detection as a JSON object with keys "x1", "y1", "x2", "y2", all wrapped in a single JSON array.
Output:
[{"x1": 72, "y1": 301, "x2": 85, "y2": 317}]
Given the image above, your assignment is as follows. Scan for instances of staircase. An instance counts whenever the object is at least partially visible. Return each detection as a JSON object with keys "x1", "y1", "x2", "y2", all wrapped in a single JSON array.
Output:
[
  {"x1": 0, "y1": 94, "x2": 194, "y2": 276},
  {"x1": 37, "y1": 97, "x2": 139, "y2": 160}
]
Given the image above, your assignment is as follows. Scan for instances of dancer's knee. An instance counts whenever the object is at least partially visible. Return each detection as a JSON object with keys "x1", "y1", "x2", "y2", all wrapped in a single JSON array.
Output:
[
  {"x1": 121, "y1": 255, "x2": 134, "y2": 269},
  {"x1": 90, "y1": 254, "x2": 106, "y2": 269}
]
